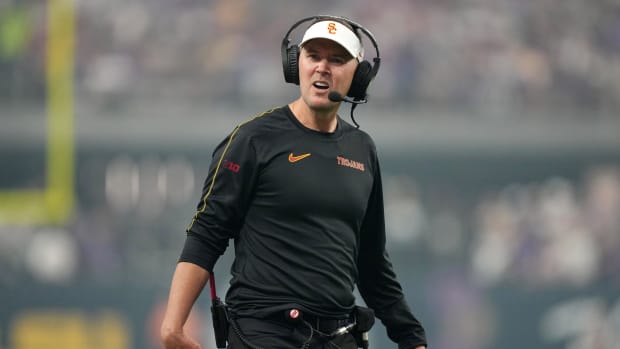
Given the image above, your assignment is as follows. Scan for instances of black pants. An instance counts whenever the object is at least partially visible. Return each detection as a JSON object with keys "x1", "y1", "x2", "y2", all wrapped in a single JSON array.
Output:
[{"x1": 227, "y1": 317, "x2": 358, "y2": 349}]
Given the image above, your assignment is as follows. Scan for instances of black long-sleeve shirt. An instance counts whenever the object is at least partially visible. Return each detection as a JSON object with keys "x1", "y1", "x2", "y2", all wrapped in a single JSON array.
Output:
[{"x1": 180, "y1": 105, "x2": 427, "y2": 348}]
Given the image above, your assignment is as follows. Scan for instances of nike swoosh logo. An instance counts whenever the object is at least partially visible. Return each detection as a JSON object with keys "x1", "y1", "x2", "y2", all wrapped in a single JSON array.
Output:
[{"x1": 288, "y1": 153, "x2": 311, "y2": 163}]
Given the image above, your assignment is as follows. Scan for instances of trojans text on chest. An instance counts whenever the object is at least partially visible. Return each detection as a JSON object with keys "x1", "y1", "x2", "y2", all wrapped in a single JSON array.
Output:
[{"x1": 336, "y1": 156, "x2": 365, "y2": 172}]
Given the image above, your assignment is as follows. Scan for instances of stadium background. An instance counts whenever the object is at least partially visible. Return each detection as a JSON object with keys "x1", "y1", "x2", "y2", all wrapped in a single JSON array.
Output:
[{"x1": 1, "y1": 0, "x2": 620, "y2": 348}]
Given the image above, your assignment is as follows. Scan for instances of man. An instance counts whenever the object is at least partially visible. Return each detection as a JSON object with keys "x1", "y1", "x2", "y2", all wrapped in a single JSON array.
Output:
[{"x1": 161, "y1": 15, "x2": 427, "y2": 349}]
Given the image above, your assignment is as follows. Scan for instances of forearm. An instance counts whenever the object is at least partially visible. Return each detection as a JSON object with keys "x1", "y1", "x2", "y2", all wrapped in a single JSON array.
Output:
[
  {"x1": 161, "y1": 262, "x2": 209, "y2": 334},
  {"x1": 358, "y1": 235, "x2": 425, "y2": 343}
]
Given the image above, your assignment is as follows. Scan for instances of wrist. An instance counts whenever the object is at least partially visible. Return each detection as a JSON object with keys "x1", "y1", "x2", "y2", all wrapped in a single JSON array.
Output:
[{"x1": 160, "y1": 321, "x2": 184, "y2": 340}]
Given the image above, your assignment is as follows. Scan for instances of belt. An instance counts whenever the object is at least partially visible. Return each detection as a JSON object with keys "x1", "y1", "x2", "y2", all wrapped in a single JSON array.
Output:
[{"x1": 265, "y1": 309, "x2": 354, "y2": 334}]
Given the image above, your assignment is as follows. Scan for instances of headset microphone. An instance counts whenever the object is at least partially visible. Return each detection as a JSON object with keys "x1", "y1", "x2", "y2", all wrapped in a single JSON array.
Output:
[
  {"x1": 328, "y1": 91, "x2": 365, "y2": 128},
  {"x1": 328, "y1": 91, "x2": 367, "y2": 105}
]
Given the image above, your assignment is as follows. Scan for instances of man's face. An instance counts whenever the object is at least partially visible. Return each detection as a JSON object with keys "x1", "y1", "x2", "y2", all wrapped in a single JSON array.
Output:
[{"x1": 298, "y1": 38, "x2": 359, "y2": 111}]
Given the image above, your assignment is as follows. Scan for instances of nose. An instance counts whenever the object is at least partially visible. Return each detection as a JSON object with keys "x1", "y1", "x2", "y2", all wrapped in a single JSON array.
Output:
[{"x1": 315, "y1": 59, "x2": 330, "y2": 75}]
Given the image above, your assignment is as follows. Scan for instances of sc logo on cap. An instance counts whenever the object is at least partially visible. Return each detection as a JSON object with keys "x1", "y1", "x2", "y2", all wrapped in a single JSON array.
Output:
[{"x1": 327, "y1": 22, "x2": 337, "y2": 34}]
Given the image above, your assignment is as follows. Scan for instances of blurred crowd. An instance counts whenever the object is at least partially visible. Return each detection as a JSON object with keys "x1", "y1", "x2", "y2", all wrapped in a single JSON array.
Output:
[
  {"x1": 382, "y1": 165, "x2": 620, "y2": 349},
  {"x1": 470, "y1": 165, "x2": 620, "y2": 289},
  {"x1": 2, "y1": 0, "x2": 620, "y2": 116},
  {"x1": 383, "y1": 164, "x2": 620, "y2": 290}
]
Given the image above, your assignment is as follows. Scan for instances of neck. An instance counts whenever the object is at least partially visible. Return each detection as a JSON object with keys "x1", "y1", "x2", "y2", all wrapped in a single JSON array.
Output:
[{"x1": 289, "y1": 98, "x2": 339, "y2": 133}]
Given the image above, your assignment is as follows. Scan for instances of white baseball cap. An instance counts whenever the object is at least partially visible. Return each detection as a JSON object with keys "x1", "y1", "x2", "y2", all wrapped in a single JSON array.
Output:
[{"x1": 299, "y1": 20, "x2": 364, "y2": 61}]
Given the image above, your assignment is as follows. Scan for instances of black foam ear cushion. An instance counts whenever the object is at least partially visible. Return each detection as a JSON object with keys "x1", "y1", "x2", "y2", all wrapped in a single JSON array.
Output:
[
  {"x1": 347, "y1": 60, "x2": 373, "y2": 100},
  {"x1": 284, "y1": 46, "x2": 300, "y2": 85}
]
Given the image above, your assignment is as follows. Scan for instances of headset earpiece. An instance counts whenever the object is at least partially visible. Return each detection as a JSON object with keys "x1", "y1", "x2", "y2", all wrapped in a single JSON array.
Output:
[
  {"x1": 348, "y1": 60, "x2": 373, "y2": 101},
  {"x1": 283, "y1": 45, "x2": 300, "y2": 85}
]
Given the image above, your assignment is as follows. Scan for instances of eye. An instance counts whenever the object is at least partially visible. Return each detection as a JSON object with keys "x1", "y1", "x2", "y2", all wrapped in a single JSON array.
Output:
[
  {"x1": 306, "y1": 53, "x2": 321, "y2": 61},
  {"x1": 329, "y1": 56, "x2": 347, "y2": 65}
]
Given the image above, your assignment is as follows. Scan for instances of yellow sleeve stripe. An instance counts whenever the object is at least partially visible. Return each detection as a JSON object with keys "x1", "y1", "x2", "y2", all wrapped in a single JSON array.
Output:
[{"x1": 185, "y1": 107, "x2": 279, "y2": 232}]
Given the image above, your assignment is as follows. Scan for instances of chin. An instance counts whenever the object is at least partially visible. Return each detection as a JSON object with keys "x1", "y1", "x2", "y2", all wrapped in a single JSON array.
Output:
[
  {"x1": 305, "y1": 97, "x2": 335, "y2": 111},
  {"x1": 313, "y1": 104, "x2": 337, "y2": 114}
]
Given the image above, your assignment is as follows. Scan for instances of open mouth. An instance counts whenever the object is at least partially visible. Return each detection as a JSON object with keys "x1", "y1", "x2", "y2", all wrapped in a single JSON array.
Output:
[{"x1": 312, "y1": 81, "x2": 329, "y2": 90}]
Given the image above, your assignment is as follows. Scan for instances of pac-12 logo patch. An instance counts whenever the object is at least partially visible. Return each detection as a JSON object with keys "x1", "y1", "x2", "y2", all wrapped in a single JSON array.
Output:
[{"x1": 222, "y1": 159, "x2": 240, "y2": 173}]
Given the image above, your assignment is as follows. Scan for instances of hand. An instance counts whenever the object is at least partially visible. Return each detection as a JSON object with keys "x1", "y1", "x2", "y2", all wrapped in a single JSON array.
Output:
[{"x1": 161, "y1": 328, "x2": 202, "y2": 349}]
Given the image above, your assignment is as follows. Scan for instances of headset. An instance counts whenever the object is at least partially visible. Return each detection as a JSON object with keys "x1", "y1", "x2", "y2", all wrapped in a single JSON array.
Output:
[{"x1": 281, "y1": 15, "x2": 381, "y2": 102}]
